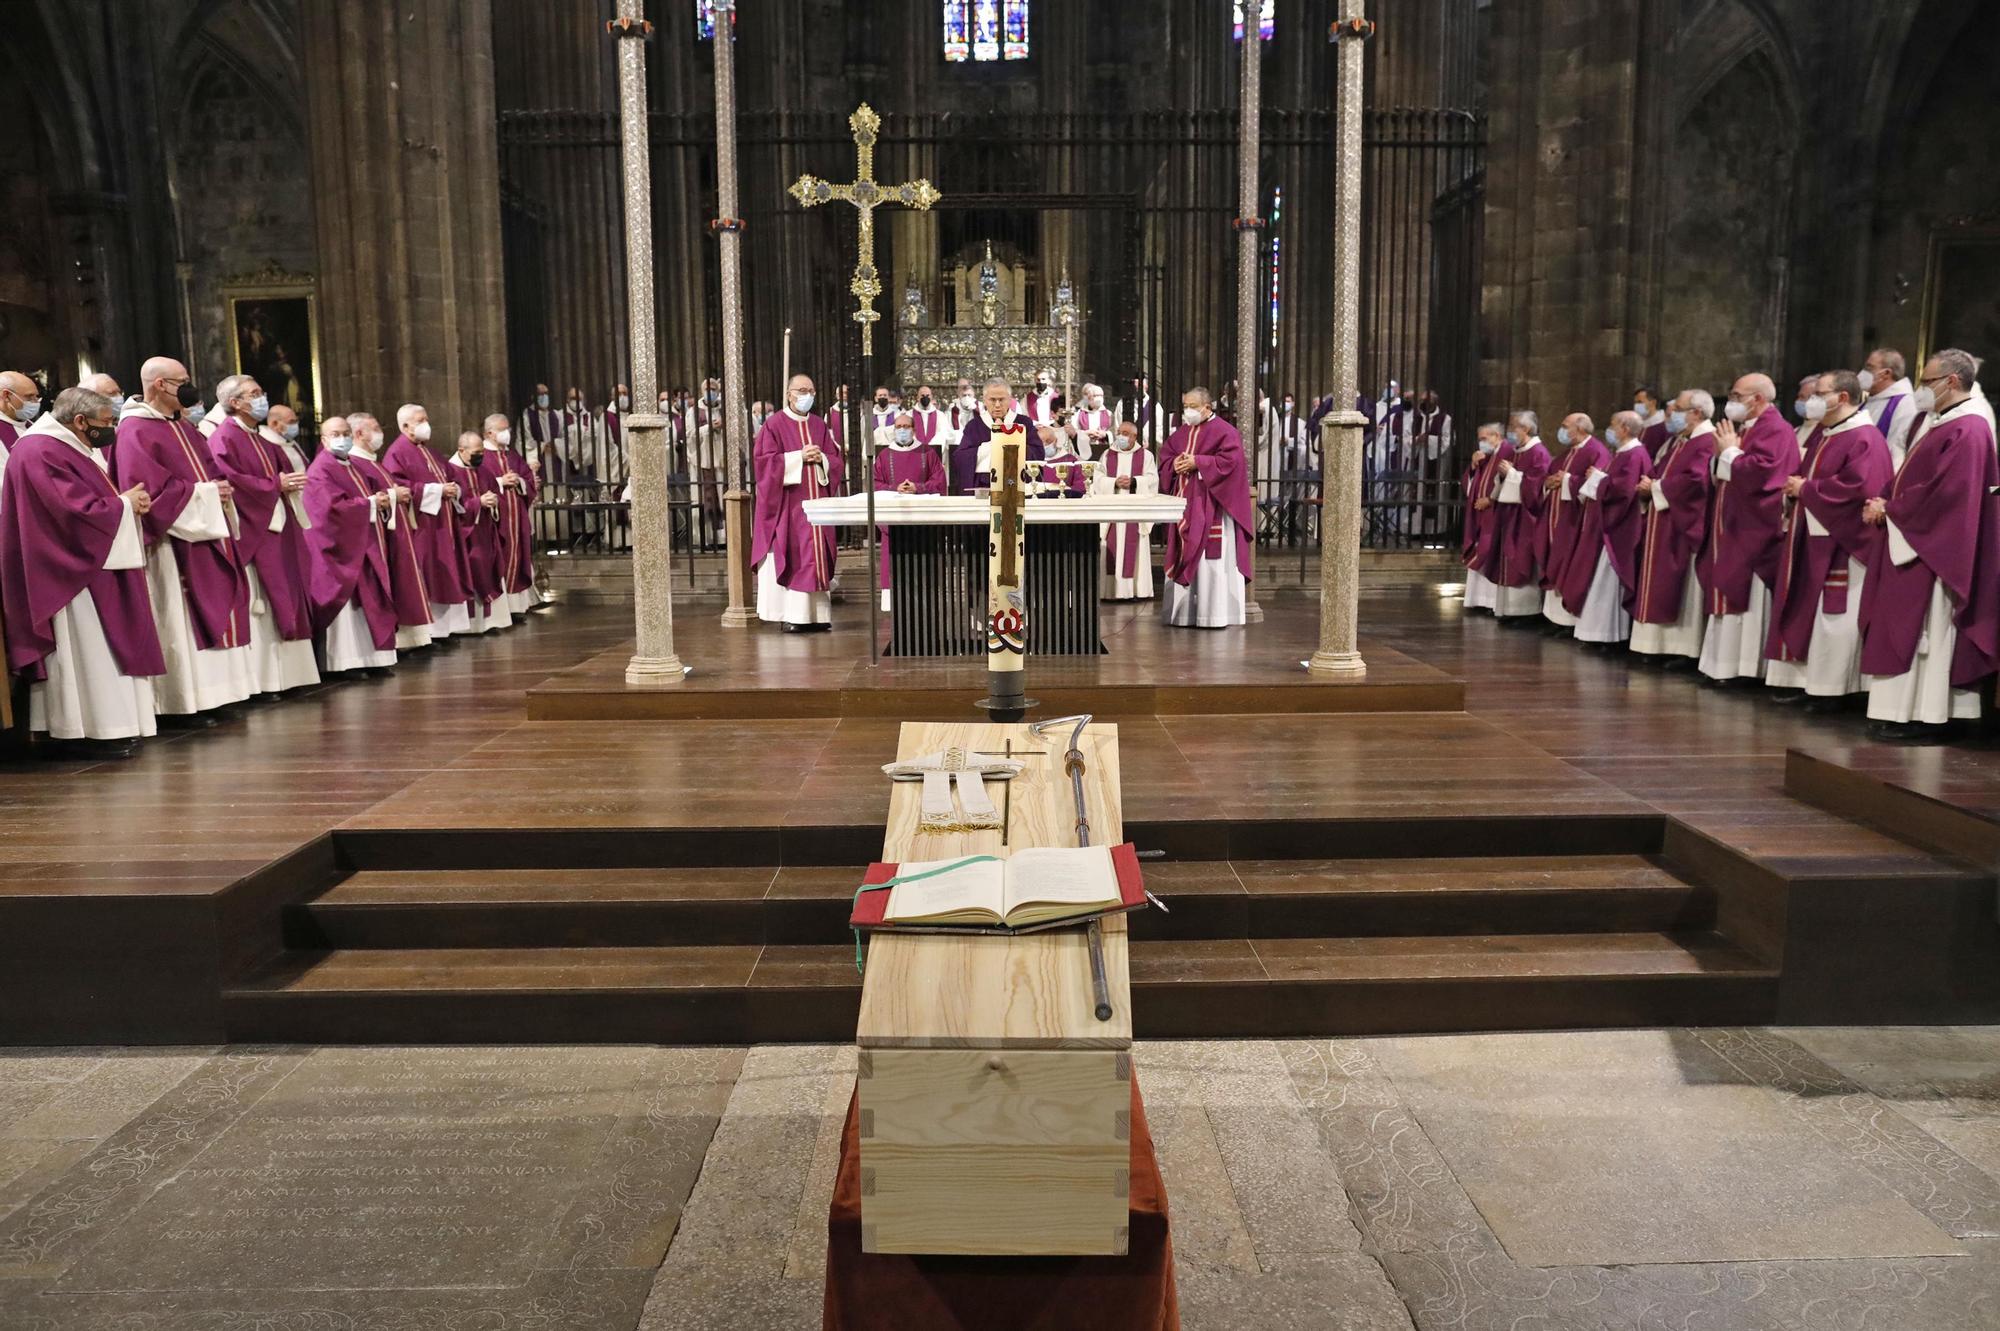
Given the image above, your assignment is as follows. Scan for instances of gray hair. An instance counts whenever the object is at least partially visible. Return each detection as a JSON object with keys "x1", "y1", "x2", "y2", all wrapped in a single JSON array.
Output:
[
  {"x1": 52, "y1": 386, "x2": 114, "y2": 424},
  {"x1": 1477, "y1": 421, "x2": 1505, "y2": 437},
  {"x1": 1510, "y1": 409, "x2": 1539, "y2": 434},
  {"x1": 213, "y1": 373, "x2": 252, "y2": 412},
  {"x1": 984, "y1": 377, "x2": 1012, "y2": 393},
  {"x1": 1869, "y1": 347, "x2": 1907, "y2": 380},
  {"x1": 1610, "y1": 410, "x2": 1643, "y2": 438},
  {"x1": 1572, "y1": 413, "x2": 1595, "y2": 436},
  {"x1": 1929, "y1": 348, "x2": 1979, "y2": 393},
  {"x1": 395, "y1": 403, "x2": 425, "y2": 432},
  {"x1": 1186, "y1": 386, "x2": 1214, "y2": 407},
  {"x1": 1684, "y1": 389, "x2": 1715, "y2": 420}
]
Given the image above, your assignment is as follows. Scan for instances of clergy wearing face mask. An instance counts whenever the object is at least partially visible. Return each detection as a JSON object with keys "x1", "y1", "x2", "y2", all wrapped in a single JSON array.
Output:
[
  {"x1": 1071, "y1": 384, "x2": 1115, "y2": 460},
  {"x1": 1092, "y1": 421, "x2": 1160, "y2": 602},
  {"x1": 1033, "y1": 422, "x2": 1088, "y2": 497},
  {"x1": 1628, "y1": 391, "x2": 1717, "y2": 668},
  {"x1": 1761, "y1": 371, "x2": 1894, "y2": 709},
  {"x1": 0, "y1": 386, "x2": 164, "y2": 755},
  {"x1": 519, "y1": 382, "x2": 563, "y2": 479},
  {"x1": 1461, "y1": 425, "x2": 1505, "y2": 613},
  {"x1": 1557, "y1": 411, "x2": 1653, "y2": 648},
  {"x1": 382, "y1": 403, "x2": 474, "y2": 638},
  {"x1": 0, "y1": 370, "x2": 43, "y2": 486},
  {"x1": 481, "y1": 413, "x2": 540, "y2": 614},
  {"x1": 114, "y1": 356, "x2": 254, "y2": 723},
  {"x1": 1856, "y1": 348, "x2": 2000, "y2": 738},
  {"x1": 1538, "y1": 413, "x2": 1610, "y2": 633},
  {"x1": 951, "y1": 379, "x2": 1043, "y2": 495},
  {"x1": 448, "y1": 429, "x2": 513, "y2": 635},
  {"x1": 1694, "y1": 373, "x2": 1801, "y2": 684},
  {"x1": 752, "y1": 374, "x2": 843, "y2": 629},
  {"x1": 345, "y1": 413, "x2": 432, "y2": 651},
  {"x1": 206, "y1": 378, "x2": 320, "y2": 698},
  {"x1": 1160, "y1": 388, "x2": 1253, "y2": 628},
  {"x1": 693, "y1": 377, "x2": 725, "y2": 529},
  {"x1": 1026, "y1": 369, "x2": 1062, "y2": 425},
  {"x1": 1859, "y1": 348, "x2": 1917, "y2": 467},
  {"x1": 1469, "y1": 411, "x2": 1551, "y2": 623},
  {"x1": 598, "y1": 384, "x2": 629, "y2": 481},
  {"x1": 302, "y1": 411, "x2": 399, "y2": 676},
  {"x1": 1632, "y1": 387, "x2": 1670, "y2": 460},
  {"x1": 871, "y1": 409, "x2": 947, "y2": 612},
  {"x1": 909, "y1": 385, "x2": 950, "y2": 465},
  {"x1": 1789, "y1": 374, "x2": 1822, "y2": 447}
]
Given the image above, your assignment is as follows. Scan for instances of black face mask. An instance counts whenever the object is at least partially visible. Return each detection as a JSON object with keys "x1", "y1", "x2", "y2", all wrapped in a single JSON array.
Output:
[
  {"x1": 83, "y1": 421, "x2": 116, "y2": 449},
  {"x1": 875, "y1": 398, "x2": 889, "y2": 409},
  {"x1": 176, "y1": 382, "x2": 201, "y2": 408},
  {"x1": 919, "y1": 394, "x2": 931, "y2": 406}
]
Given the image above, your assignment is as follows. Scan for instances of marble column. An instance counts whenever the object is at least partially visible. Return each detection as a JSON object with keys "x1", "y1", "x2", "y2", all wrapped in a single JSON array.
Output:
[
  {"x1": 712, "y1": 0, "x2": 755, "y2": 627},
  {"x1": 301, "y1": 0, "x2": 507, "y2": 432},
  {"x1": 1236, "y1": 21, "x2": 1265, "y2": 623},
  {"x1": 1309, "y1": 7, "x2": 1369, "y2": 680},
  {"x1": 614, "y1": 5, "x2": 687, "y2": 684}
]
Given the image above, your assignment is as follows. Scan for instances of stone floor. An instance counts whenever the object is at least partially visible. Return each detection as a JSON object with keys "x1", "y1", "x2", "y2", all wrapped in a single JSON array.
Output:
[{"x1": 1, "y1": 1029, "x2": 1997, "y2": 1330}]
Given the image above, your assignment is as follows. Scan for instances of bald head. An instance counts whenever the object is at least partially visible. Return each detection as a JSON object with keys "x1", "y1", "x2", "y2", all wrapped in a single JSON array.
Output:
[
  {"x1": 0, "y1": 371, "x2": 39, "y2": 423},
  {"x1": 79, "y1": 372, "x2": 120, "y2": 398},
  {"x1": 140, "y1": 357, "x2": 193, "y2": 417}
]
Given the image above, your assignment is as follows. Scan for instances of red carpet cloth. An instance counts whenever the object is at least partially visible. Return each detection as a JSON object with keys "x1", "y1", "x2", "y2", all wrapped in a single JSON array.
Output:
[{"x1": 822, "y1": 1074, "x2": 1179, "y2": 1331}]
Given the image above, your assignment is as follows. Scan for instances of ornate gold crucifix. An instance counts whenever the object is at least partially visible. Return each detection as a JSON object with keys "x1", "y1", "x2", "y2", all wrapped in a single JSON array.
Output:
[{"x1": 788, "y1": 104, "x2": 941, "y2": 354}]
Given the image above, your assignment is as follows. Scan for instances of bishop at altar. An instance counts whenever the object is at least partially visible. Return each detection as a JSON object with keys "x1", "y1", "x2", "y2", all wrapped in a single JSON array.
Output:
[
  {"x1": 753, "y1": 375, "x2": 844, "y2": 628},
  {"x1": 1159, "y1": 389, "x2": 1252, "y2": 628}
]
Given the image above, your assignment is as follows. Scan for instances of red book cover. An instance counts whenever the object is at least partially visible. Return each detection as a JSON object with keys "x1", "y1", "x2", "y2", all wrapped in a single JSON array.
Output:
[{"x1": 850, "y1": 843, "x2": 1147, "y2": 932}]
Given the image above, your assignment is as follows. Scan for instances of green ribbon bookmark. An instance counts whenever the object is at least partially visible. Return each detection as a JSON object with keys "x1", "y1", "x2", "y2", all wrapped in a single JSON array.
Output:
[{"x1": 851, "y1": 855, "x2": 1002, "y2": 973}]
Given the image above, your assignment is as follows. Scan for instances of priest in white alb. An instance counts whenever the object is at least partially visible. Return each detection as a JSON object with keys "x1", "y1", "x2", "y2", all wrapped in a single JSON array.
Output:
[
  {"x1": 1160, "y1": 388, "x2": 1253, "y2": 627},
  {"x1": 751, "y1": 374, "x2": 843, "y2": 629},
  {"x1": 1860, "y1": 347, "x2": 1918, "y2": 466},
  {"x1": 1093, "y1": 420, "x2": 1158, "y2": 601},
  {"x1": 0, "y1": 387, "x2": 164, "y2": 756}
]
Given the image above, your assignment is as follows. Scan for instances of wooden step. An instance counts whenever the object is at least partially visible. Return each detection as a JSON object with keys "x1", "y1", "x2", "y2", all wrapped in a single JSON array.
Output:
[
  {"x1": 221, "y1": 930, "x2": 1775, "y2": 1043},
  {"x1": 295, "y1": 855, "x2": 1711, "y2": 949}
]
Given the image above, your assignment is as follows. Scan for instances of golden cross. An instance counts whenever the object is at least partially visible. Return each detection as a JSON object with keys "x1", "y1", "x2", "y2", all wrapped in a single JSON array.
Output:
[{"x1": 789, "y1": 104, "x2": 940, "y2": 355}]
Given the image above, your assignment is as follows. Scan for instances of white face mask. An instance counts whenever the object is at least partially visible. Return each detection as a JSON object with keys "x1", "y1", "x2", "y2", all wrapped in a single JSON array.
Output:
[
  {"x1": 1723, "y1": 400, "x2": 1749, "y2": 424},
  {"x1": 1181, "y1": 407, "x2": 1202, "y2": 426},
  {"x1": 1858, "y1": 370, "x2": 1877, "y2": 394},
  {"x1": 1913, "y1": 386, "x2": 1939, "y2": 414},
  {"x1": 1086, "y1": 395, "x2": 1102, "y2": 409},
  {"x1": 325, "y1": 435, "x2": 354, "y2": 457},
  {"x1": 961, "y1": 394, "x2": 975, "y2": 409},
  {"x1": 894, "y1": 427, "x2": 914, "y2": 445},
  {"x1": 1477, "y1": 438, "x2": 1498, "y2": 455},
  {"x1": 1803, "y1": 395, "x2": 1828, "y2": 421},
  {"x1": 1633, "y1": 401, "x2": 1649, "y2": 417},
  {"x1": 496, "y1": 428, "x2": 512, "y2": 447},
  {"x1": 794, "y1": 393, "x2": 815, "y2": 413},
  {"x1": 411, "y1": 421, "x2": 432, "y2": 442}
]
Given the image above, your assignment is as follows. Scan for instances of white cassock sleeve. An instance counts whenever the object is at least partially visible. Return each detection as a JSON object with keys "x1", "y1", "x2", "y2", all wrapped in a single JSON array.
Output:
[
  {"x1": 1578, "y1": 469, "x2": 1606, "y2": 501},
  {"x1": 268, "y1": 496, "x2": 287, "y2": 533},
  {"x1": 1714, "y1": 445, "x2": 1742, "y2": 482},
  {"x1": 168, "y1": 480, "x2": 232, "y2": 542},
  {"x1": 1652, "y1": 477, "x2": 1670, "y2": 511},
  {"x1": 1561, "y1": 470, "x2": 1574, "y2": 501},
  {"x1": 1804, "y1": 501, "x2": 1829, "y2": 537},
  {"x1": 1886, "y1": 516, "x2": 1920, "y2": 568},
  {"x1": 420, "y1": 481, "x2": 444, "y2": 515},
  {"x1": 103, "y1": 496, "x2": 145, "y2": 570},
  {"x1": 1497, "y1": 467, "x2": 1525, "y2": 505}
]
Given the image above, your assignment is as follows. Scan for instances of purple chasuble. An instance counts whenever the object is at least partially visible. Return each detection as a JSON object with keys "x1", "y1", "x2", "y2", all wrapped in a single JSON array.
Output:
[
  {"x1": 1541, "y1": 438, "x2": 1610, "y2": 593},
  {"x1": 1633, "y1": 428, "x2": 1716, "y2": 624},
  {"x1": 950, "y1": 412, "x2": 1043, "y2": 494},
  {"x1": 1461, "y1": 454, "x2": 1495, "y2": 569},
  {"x1": 1857, "y1": 409, "x2": 2000, "y2": 685},
  {"x1": 451, "y1": 454, "x2": 507, "y2": 611},
  {"x1": 751, "y1": 411, "x2": 844, "y2": 594},
  {"x1": 112, "y1": 412, "x2": 251, "y2": 651},
  {"x1": 1640, "y1": 419, "x2": 1671, "y2": 460},
  {"x1": 1695, "y1": 408, "x2": 1799, "y2": 617},
  {"x1": 351, "y1": 453, "x2": 434, "y2": 628},
  {"x1": 1476, "y1": 440, "x2": 1550, "y2": 588},
  {"x1": 1159, "y1": 416, "x2": 1255, "y2": 587},
  {"x1": 0, "y1": 428, "x2": 165, "y2": 681},
  {"x1": 208, "y1": 420, "x2": 315, "y2": 641},
  {"x1": 382, "y1": 434, "x2": 472, "y2": 608},
  {"x1": 871, "y1": 444, "x2": 946, "y2": 585},
  {"x1": 303, "y1": 451, "x2": 398, "y2": 650},
  {"x1": 1765, "y1": 417, "x2": 1891, "y2": 663},
  {"x1": 485, "y1": 445, "x2": 537, "y2": 595},
  {"x1": 1559, "y1": 444, "x2": 1652, "y2": 615}
]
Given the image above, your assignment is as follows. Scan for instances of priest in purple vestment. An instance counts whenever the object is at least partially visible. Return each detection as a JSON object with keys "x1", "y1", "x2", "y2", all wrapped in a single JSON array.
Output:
[
  {"x1": 1461, "y1": 428, "x2": 1501, "y2": 613},
  {"x1": 0, "y1": 370, "x2": 42, "y2": 472},
  {"x1": 1160, "y1": 388, "x2": 1254, "y2": 629},
  {"x1": 951, "y1": 379, "x2": 1043, "y2": 495},
  {"x1": 1858, "y1": 349, "x2": 2000, "y2": 737},
  {"x1": 303, "y1": 414, "x2": 398, "y2": 674},
  {"x1": 383, "y1": 403, "x2": 474, "y2": 637},
  {"x1": 1764, "y1": 371, "x2": 1893, "y2": 707},
  {"x1": 1561, "y1": 412, "x2": 1653, "y2": 646},
  {"x1": 207, "y1": 374, "x2": 319, "y2": 696},
  {"x1": 1695, "y1": 374, "x2": 1800, "y2": 684},
  {"x1": 1629, "y1": 392, "x2": 1716, "y2": 668},
  {"x1": 752, "y1": 374, "x2": 844, "y2": 629},
  {"x1": 1540, "y1": 413, "x2": 1610, "y2": 633},
  {"x1": 1, "y1": 387, "x2": 164, "y2": 753},
  {"x1": 483, "y1": 413, "x2": 540, "y2": 614},
  {"x1": 1478, "y1": 411, "x2": 1551, "y2": 622},
  {"x1": 1635, "y1": 387, "x2": 1672, "y2": 459},
  {"x1": 871, "y1": 410, "x2": 946, "y2": 612},
  {"x1": 116, "y1": 356, "x2": 254, "y2": 721},
  {"x1": 349, "y1": 414, "x2": 433, "y2": 651},
  {"x1": 1860, "y1": 347, "x2": 1918, "y2": 465}
]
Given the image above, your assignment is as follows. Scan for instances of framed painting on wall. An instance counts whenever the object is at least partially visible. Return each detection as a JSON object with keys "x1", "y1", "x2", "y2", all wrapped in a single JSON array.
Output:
[
  {"x1": 1920, "y1": 227, "x2": 2000, "y2": 368},
  {"x1": 225, "y1": 275, "x2": 321, "y2": 437}
]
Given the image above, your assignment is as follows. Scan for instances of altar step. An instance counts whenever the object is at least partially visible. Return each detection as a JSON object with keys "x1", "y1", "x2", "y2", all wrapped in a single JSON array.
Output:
[
  {"x1": 223, "y1": 851, "x2": 1780, "y2": 1040},
  {"x1": 288, "y1": 854, "x2": 1715, "y2": 951},
  {"x1": 222, "y1": 931, "x2": 1776, "y2": 1043}
]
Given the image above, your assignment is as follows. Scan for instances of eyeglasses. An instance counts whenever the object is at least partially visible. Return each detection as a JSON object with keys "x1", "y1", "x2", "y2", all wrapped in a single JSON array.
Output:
[{"x1": 1920, "y1": 374, "x2": 1952, "y2": 388}]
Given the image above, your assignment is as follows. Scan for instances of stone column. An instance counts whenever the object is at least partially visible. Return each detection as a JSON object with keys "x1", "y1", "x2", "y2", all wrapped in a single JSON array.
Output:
[
  {"x1": 301, "y1": 0, "x2": 508, "y2": 432},
  {"x1": 1309, "y1": 8, "x2": 1370, "y2": 680},
  {"x1": 613, "y1": 5, "x2": 687, "y2": 684},
  {"x1": 1236, "y1": 21, "x2": 1265, "y2": 623},
  {"x1": 712, "y1": 0, "x2": 755, "y2": 627}
]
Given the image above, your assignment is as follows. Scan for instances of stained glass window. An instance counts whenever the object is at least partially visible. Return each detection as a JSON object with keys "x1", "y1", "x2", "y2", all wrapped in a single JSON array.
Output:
[
  {"x1": 1269, "y1": 186, "x2": 1283, "y2": 351},
  {"x1": 696, "y1": 0, "x2": 734, "y2": 41},
  {"x1": 944, "y1": 1, "x2": 1028, "y2": 63},
  {"x1": 1232, "y1": 0, "x2": 1275, "y2": 41}
]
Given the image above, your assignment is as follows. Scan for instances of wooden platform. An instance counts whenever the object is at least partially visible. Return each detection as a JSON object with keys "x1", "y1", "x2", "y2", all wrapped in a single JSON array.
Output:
[
  {"x1": 524, "y1": 592, "x2": 1463, "y2": 720},
  {"x1": 9, "y1": 592, "x2": 2000, "y2": 1045}
]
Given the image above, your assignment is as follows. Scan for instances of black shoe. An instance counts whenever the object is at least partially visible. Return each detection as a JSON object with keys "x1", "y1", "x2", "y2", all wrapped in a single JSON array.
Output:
[
  {"x1": 38, "y1": 738, "x2": 137, "y2": 761},
  {"x1": 1767, "y1": 689, "x2": 1807, "y2": 705},
  {"x1": 1802, "y1": 695, "x2": 1851, "y2": 715},
  {"x1": 364, "y1": 666, "x2": 393, "y2": 679},
  {"x1": 1660, "y1": 656, "x2": 1699, "y2": 673},
  {"x1": 158, "y1": 711, "x2": 220, "y2": 729}
]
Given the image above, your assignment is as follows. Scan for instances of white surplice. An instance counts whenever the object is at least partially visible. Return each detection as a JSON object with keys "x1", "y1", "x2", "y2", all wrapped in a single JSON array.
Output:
[
  {"x1": 1092, "y1": 443, "x2": 1159, "y2": 601},
  {"x1": 138, "y1": 452, "x2": 253, "y2": 715},
  {"x1": 1162, "y1": 513, "x2": 1247, "y2": 628},
  {"x1": 1865, "y1": 581, "x2": 1982, "y2": 725}
]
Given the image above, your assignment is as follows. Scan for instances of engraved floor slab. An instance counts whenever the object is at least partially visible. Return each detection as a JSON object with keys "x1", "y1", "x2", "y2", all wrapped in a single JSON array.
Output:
[{"x1": 1371, "y1": 1030, "x2": 1963, "y2": 1267}]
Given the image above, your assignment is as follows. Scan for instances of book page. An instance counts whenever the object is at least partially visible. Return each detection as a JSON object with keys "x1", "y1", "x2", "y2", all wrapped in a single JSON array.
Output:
[
  {"x1": 885, "y1": 856, "x2": 1007, "y2": 924},
  {"x1": 1001, "y1": 846, "x2": 1119, "y2": 921}
]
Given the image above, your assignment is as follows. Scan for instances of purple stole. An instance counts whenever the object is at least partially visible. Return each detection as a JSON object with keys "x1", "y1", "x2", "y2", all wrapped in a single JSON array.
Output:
[
  {"x1": 1871, "y1": 394, "x2": 1908, "y2": 447},
  {"x1": 913, "y1": 410, "x2": 940, "y2": 446},
  {"x1": 1633, "y1": 430, "x2": 1715, "y2": 624},
  {"x1": 1101, "y1": 447, "x2": 1152, "y2": 578},
  {"x1": 112, "y1": 413, "x2": 252, "y2": 652},
  {"x1": 1766, "y1": 418, "x2": 1892, "y2": 663},
  {"x1": 1073, "y1": 409, "x2": 1113, "y2": 452},
  {"x1": 522, "y1": 409, "x2": 558, "y2": 446}
]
